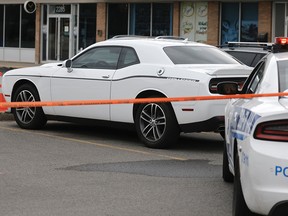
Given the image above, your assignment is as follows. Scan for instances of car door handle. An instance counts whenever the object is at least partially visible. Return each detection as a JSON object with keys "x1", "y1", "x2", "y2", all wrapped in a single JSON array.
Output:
[{"x1": 102, "y1": 75, "x2": 110, "y2": 79}]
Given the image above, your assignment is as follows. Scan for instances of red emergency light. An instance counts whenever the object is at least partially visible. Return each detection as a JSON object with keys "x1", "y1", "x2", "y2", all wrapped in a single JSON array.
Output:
[{"x1": 275, "y1": 37, "x2": 288, "y2": 45}]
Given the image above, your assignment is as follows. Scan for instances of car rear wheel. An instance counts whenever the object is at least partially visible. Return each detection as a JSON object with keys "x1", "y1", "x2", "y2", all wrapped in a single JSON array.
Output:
[
  {"x1": 12, "y1": 84, "x2": 47, "y2": 129},
  {"x1": 222, "y1": 142, "x2": 234, "y2": 182},
  {"x1": 135, "y1": 100, "x2": 179, "y2": 149},
  {"x1": 233, "y1": 152, "x2": 258, "y2": 216}
]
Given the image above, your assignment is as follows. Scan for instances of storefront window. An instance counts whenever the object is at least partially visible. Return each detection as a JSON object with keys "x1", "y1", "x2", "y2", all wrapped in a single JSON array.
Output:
[
  {"x1": 79, "y1": 4, "x2": 96, "y2": 50},
  {"x1": 241, "y1": 3, "x2": 258, "y2": 42},
  {"x1": 108, "y1": 4, "x2": 128, "y2": 38},
  {"x1": 0, "y1": 5, "x2": 3, "y2": 47},
  {"x1": 221, "y1": 3, "x2": 258, "y2": 44},
  {"x1": 129, "y1": 3, "x2": 172, "y2": 36},
  {"x1": 5, "y1": 5, "x2": 20, "y2": 47},
  {"x1": 130, "y1": 3, "x2": 151, "y2": 36},
  {"x1": 221, "y1": 3, "x2": 239, "y2": 44},
  {"x1": 152, "y1": 3, "x2": 172, "y2": 36},
  {"x1": 180, "y1": 2, "x2": 208, "y2": 42},
  {"x1": 274, "y1": 3, "x2": 285, "y2": 37},
  {"x1": 21, "y1": 7, "x2": 36, "y2": 48}
]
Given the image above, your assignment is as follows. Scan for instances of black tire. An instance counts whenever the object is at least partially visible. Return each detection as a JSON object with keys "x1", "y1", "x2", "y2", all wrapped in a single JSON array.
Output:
[
  {"x1": 223, "y1": 142, "x2": 234, "y2": 183},
  {"x1": 135, "y1": 100, "x2": 179, "y2": 149},
  {"x1": 12, "y1": 84, "x2": 47, "y2": 129},
  {"x1": 233, "y1": 152, "x2": 258, "y2": 216}
]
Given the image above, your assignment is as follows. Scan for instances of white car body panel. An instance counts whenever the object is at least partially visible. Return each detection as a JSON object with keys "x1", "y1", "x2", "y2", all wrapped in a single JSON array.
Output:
[{"x1": 2, "y1": 38, "x2": 252, "y2": 146}]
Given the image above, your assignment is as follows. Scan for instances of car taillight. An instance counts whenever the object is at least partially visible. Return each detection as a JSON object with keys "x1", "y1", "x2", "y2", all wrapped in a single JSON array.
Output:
[
  {"x1": 254, "y1": 120, "x2": 288, "y2": 141},
  {"x1": 209, "y1": 77, "x2": 246, "y2": 94}
]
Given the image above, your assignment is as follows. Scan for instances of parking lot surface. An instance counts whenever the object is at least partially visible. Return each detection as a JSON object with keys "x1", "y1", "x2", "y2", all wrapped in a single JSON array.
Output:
[{"x1": 0, "y1": 120, "x2": 233, "y2": 216}]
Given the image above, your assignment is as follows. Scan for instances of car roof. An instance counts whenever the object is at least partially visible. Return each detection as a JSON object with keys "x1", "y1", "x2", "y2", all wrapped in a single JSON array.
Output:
[{"x1": 93, "y1": 36, "x2": 213, "y2": 48}]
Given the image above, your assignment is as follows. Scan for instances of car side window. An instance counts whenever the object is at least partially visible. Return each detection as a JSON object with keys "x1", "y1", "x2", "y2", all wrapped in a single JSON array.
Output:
[
  {"x1": 72, "y1": 46, "x2": 121, "y2": 70},
  {"x1": 245, "y1": 61, "x2": 266, "y2": 94},
  {"x1": 118, "y1": 47, "x2": 140, "y2": 69}
]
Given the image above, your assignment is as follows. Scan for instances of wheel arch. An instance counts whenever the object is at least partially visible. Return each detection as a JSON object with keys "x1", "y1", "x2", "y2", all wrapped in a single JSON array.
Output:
[
  {"x1": 12, "y1": 79, "x2": 38, "y2": 101},
  {"x1": 132, "y1": 90, "x2": 177, "y2": 123}
]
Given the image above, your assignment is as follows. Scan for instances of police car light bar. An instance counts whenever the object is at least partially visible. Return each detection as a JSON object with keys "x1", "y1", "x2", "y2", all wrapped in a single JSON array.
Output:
[
  {"x1": 272, "y1": 37, "x2": 288, "y2": 53},
  {"x1": 275, "y1": 37, "x2": 288, "y2": 45}
]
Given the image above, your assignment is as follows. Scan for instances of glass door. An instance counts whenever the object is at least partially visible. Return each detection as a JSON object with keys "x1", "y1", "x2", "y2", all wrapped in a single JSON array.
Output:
[{"x1": 48, "y1": 17, "x2": 70, "y2": 61}]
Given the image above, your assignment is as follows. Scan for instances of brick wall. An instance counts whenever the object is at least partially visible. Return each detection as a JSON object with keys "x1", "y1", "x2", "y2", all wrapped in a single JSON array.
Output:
[
  {"x1": 207, "y1": 1, "x2": 219, "y2": 46},
  {"x1": 258, "y1": 1, "x2": 272, "y2": 42},
  {"x1": 96, "y1": 3, "x2": 106, "y2": 42},
  {"x1": 173, "y1": 2, "x2": 180, "y2": 36}
]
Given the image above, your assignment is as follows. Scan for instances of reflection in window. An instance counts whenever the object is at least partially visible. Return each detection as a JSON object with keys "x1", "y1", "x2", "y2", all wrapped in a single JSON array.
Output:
[
  {"x1": 79, "y1": 4, "x2": 96, "y2": 50},
  {"x1": 164, "y1": 46, "x2": 239, "y2": 64},
  {"x1": 108, "y1": 4, "x2": 128, "y2": 39},
  {"x1": 118, "y1": 47, "x2": 139, "y2": 68},
  {"x1": 241, "y1": 3, "x2": 258, "y2": 42},
  {"x1": 130, "y1": 3, "x2": 150, "y2": 36},
  {"x1": 5, "y1": 5, "x2": 20, "y2": 47},
  {"x1": 73, "y1": 47, "x2": 121, "y2": 70},
  {"x1": 221, "y1": 3, "x2": 239, "y2": 44},
  {"x1": 274, "y1": 3, "x2": 285, "y2": 37},
  {"x1": 21, "y1": 7, "x2": 35, "y2": 48},
  {"x1": 221, "y1": 3, "x2": 258, "y2": 44},
  {"x1": 129, "y1": 3, "x2": 172, "y2": 36},
  {"x1": 152, "y1": 4, "x2": 172, "y2": 36}
]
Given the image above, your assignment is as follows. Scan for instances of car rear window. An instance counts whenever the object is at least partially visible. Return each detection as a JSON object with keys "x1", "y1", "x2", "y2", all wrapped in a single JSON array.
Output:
[
  {"x1": 164, "y1": 46, "x2": 239, "y2": 64},
  {"x1": 225, "y1": 51, "x2": 266, "y2": 67}
]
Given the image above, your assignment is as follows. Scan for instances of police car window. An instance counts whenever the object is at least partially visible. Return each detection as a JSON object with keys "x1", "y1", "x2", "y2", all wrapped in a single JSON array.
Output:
[
  {"x1": 246, "y1": 61, "x2": 265, "y2": 94},
  {"x1": 278, "y1": 60, "x2": 288, "y2": 92},
  {"x1": 72, "y1": 47, "x2": 121, "y2": 69},
  {"x1": 226, "y1": 51, "x2": 256, "y2": 66}
]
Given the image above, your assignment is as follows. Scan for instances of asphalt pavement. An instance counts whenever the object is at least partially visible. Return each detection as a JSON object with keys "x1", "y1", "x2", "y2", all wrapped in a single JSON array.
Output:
[{"x1": 0, "y1": 112, "x2": 14, "y2": 121}]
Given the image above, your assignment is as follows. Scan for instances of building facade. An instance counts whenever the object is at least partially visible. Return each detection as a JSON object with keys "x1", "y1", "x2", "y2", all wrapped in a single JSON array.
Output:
[{"x1": 0, "y1": 0, "x2": 286, "y2": 64}]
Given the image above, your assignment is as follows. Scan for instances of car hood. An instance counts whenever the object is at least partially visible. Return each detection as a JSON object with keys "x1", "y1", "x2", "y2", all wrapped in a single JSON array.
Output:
[
  {"x1": 3, "y1": 62, "x2": 62, "y2": 77},
  {"x1": 179, "y1": 64, "x2": 252, "y2": 76}
]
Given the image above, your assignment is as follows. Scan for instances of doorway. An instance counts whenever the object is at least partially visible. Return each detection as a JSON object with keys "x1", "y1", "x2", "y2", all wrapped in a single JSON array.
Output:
[{"x1": 48, "y1": 17, "x2": 70, "y2": 61}]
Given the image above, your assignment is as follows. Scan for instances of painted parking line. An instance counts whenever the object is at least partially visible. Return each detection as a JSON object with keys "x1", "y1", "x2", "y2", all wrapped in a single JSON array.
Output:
[{"x1": 0, "y1": 125, "x2": 188, "y2": 161}]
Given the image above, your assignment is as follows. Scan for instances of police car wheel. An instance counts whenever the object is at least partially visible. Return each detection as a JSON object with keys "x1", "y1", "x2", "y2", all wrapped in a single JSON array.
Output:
[
  {"x1": 12, "y1": 84, "x2": 47, "y2": 129},
  {"x1": 233, "y1": 152, "x2": 258, "y2": 216},
  {"x1": 222, "y1": 142, "x2": 234, "y2": 183}
]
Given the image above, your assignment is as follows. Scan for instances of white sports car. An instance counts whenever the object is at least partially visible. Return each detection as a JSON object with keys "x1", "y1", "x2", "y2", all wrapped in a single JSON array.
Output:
[
  {"x1": 2, "y1": 36, "x2": 252, "y2": 148},
  {"x1": 218, "y1": 37, "x2": 288, "y2": 216}
]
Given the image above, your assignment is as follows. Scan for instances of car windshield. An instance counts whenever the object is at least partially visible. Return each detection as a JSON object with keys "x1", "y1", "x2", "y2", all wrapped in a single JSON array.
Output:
[
  {"x1": 278, "y1": 60, "x2": 288, "y2": 92},
  {"x1": 164, "y1": 46, "x2": 239, "y2": 64}
]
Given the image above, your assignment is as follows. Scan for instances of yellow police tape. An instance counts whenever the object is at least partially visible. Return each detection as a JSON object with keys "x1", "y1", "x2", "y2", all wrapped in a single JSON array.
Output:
[{"x1": 1, "y1": 92, "x2": 288, "y2": 108}]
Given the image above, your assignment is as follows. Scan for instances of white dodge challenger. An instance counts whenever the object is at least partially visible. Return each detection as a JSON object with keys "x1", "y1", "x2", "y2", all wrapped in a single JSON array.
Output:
[{"x1": 2, "y1": 36, "x2": 252, "y2": 148}]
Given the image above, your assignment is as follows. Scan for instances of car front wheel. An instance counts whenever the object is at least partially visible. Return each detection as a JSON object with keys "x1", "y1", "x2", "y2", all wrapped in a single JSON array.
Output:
[
  {"x1": 12, "y1": 84, "x2": 47, "y2": 129},
  {"x1": 135, "y1": 101, "x2": 179, "y2": 149}
]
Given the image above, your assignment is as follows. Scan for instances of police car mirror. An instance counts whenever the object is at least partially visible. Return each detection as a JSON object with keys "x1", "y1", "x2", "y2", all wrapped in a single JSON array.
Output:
[{"x1": 217, "y1": 82, "x2": 239, "y2": 95}]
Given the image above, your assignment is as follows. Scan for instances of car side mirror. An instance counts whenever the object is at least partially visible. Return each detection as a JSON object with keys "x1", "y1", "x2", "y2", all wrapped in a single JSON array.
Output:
[
  {"x1": 63, "y1": 59, "x2": 73, "y2": 73},
  {"x1": 217, "y1": 82, "x2": 239, "y2": 95}
]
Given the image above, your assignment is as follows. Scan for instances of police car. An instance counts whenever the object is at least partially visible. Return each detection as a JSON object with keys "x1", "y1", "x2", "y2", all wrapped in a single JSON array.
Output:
[{"x1": 217, "y1": 37, "x2": 288, "y2": 216}]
